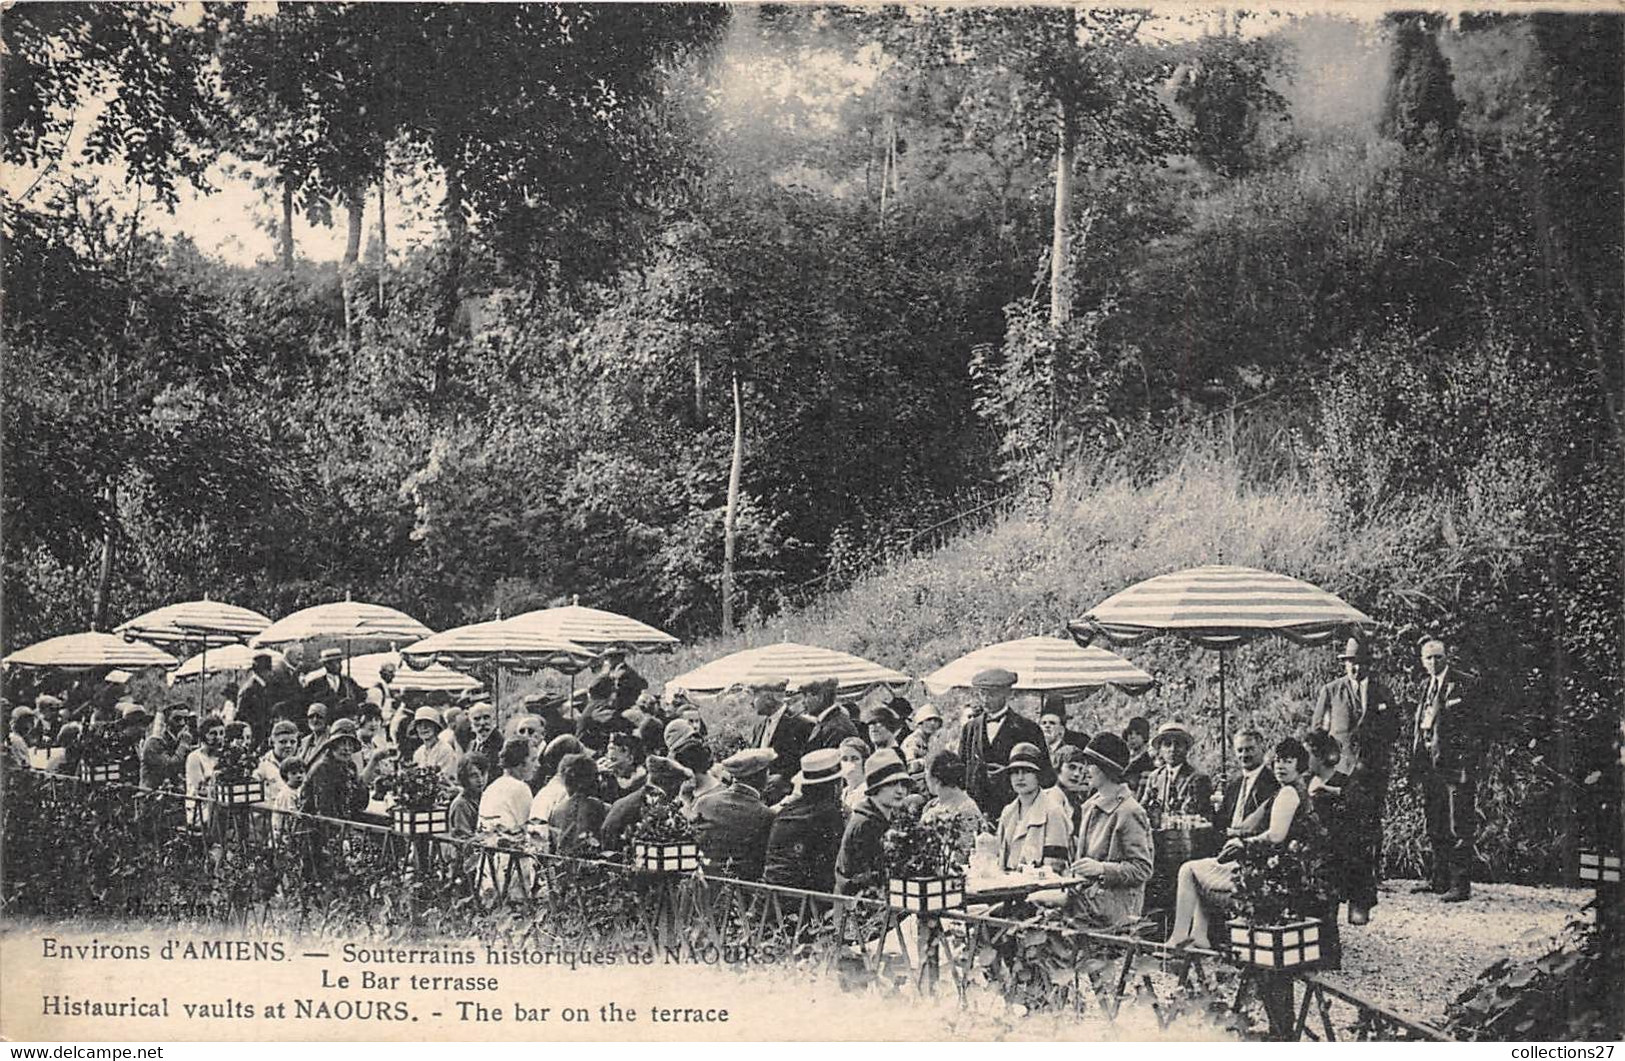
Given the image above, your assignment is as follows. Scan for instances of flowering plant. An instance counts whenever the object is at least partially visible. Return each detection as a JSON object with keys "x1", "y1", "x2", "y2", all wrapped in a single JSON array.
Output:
[
  {"x1": 1231, "y1": 837, "x2": 1330, "y2": 924},
  {"x1": 213, "y1": 743, "x2": 258, "y2": 785},
  {"x1": 882, "y1": 804, "x2": 969, "y2": 879},
  {"x1": 378, "y1": 762, "x2": 455, "y2": 812},
  {"x1": 628, "y1": 795, "x2": 694, "y2": 845}
]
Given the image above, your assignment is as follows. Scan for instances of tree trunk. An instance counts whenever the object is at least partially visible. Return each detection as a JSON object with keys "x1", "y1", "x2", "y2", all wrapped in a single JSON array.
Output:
[
  {"x1": 280, "y1": 175, "x2": 296, "y2": 270},
  {"x1": 693, "y1": 349, "x2": 705, "y2": 421},
  {"x1": 1048, "y1": 106, "x2": 1076, "y2": 331},
  {"x1": 435, "y1": 178, "x2": 467, "y2": 344},
  {"x1": 721, "y1": 370, "x2": 744, "y2": 631},
  {"x1": 91, "y1": 484, "x2": 116, "y2": 631},
  {"x1": 341, "y1": 189, "x2": 364, "y2": 347},
  {"x1": 377, "y1": 169, "x2": 388, "y2": 314}
]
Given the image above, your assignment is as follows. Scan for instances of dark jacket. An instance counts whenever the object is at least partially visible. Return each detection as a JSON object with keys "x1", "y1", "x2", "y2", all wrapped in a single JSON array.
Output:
[
  {"x1": 600, "y1": 787, "x2": 652, "y2": 853},
  {"x1": 1311, "y1": 674, "x2": 1401, "y2": 777},
  {"x1": 692, "y1": 782, "x2": 776, "y2": 881},
  {"x1": 805, "y1": 705, "x2": 860, "y2": 754},
  {"x1": 1123, "y1": 751, "x2": 1155, "y2": 792},
  {"x1": 549, "y1": 793, "x2": 608, "y2": 856},
  {"x1": 234, "y1": 674, "x2": 276, "y2": 750},
  {"x1": 1137, "y1": 764, "x2": 1215, "y2": 824},
  {"x1": 959, "y1": 710, "x2": 1050, "y2": 819},
  {"x1": 835, "y1": 797, "x2": 893, "y2": 897},
  {"x1": 763, "y1": 785, "x2": 845, "y2": 893},
  {"x1": 1412, "y1": 671, "x2": 1479, "y2": 783},
  {"x1": 1215, "y1": 767, "x2": 1281, "y2": 833},
  {"x1": 574, "y1": 704, "x2": 631, "y2": 754},
  {"x1": 749, "y1": 710, "x2": 814, "y2": 790},
  {"x1": 139, "y1": 732, "x2": 189, "y2": 791},
  {"x1": 302, "y1": 671, "x2": 365, "y2": 718}
]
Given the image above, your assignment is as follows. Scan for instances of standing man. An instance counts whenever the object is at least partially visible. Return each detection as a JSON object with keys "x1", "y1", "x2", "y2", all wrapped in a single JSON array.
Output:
[
  {"x1": 747, "y1": 679, "x2": 811, "y2": 804},
  {"x1": 303, "y1": 649, "x2": 363, "y2": 720},
  {"x1": 366, "y1": 661, "x2": 398, "y2": 722},
  {"x1": 959, "y1": 668, "x2": 1049, "y2": 820},
  {"x1": 1411, "y1": 637, "x2": 1479, "y2": 903},
  {"x1": 802, "y1": 678, "x2": 858, "y2": 753},
  {"x1": 1311, "y1": 637, "x2": 1401, "y2": 923},
  {"x1": 235, "y1": 651, "x2": 278, "y2": 749}
]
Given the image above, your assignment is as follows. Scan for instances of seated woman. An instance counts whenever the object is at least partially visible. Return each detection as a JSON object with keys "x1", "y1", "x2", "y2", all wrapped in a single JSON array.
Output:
[
  {"x1": 1166, "y1": 736, "x2": 1317, "y2": 949},
  {"x1": 548, "y1": 752, "x2": 608, "y2": 857},
  {"x1": 994, "y1": 742, "x2": 1072, "y2": 874},
  {"x1": 839, "y1": 736, "x2": 871, "y2": 813},
  {"x1": 920, "y1": 750, "x2": 986, "y2": 858},
  {"x1": 1061, "y1": 733, "x2": 1154, "y2": 930}
]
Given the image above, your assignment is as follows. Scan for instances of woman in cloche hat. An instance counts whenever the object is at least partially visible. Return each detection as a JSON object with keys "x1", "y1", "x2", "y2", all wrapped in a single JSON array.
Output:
[
  {"x1": 993, "y1": 742, "x2": 1073, "y2": 874},
  {"x1": 1062, "y1": 732, "x2": 1155, "y2": 930}
]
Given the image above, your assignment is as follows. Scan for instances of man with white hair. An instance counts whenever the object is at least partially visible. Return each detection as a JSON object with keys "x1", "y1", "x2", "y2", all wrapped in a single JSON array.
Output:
[{"x1": 1411, "y1": 637, "x2": 1479, "y2": 903}]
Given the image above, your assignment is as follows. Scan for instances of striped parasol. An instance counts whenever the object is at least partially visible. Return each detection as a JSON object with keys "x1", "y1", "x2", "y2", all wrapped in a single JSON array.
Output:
[
  {"x1": 922, "y1": 636, "x2": 1154, "y2": 697},
  {"x1": 347, "y1": 651, "x2": 480, "y2": 694},
  {"x1": 400, "y1": 621, "x2": 598, "y2": 675},
  {"x1": 4, "y1": 631, "x2": 179, "y2": 670},
  {"x1": 666, "y1": 642, "x2": 909, "y2": 697},
  {"x1": 503, "y1": 603, "x2": 678, "y2": 655},
  {"x1": 1070, "y1": 565, "x2": 1372, "y2": 649},
  {"x1": 115, "y1": 599, "x2": 272, "y2": 647},
  {"x1": 169, "y1": 644, "x2": 285, "y2": 683},
  {"x1": 1070, "y1": 565, "x2": 1373, "y2": 771},
  {"x1": 251, "y1": 601, "x2": 433, "y2": 650}
]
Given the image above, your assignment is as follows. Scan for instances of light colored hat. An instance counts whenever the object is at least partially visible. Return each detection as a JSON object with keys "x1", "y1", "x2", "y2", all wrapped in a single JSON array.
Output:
[
  {"x1": 971, "y1": 667, "x2": 1018, "y2": 688},
  {"x1": 1336, "y1": 637, "x2": 1374, "y2": 663},
  {"x1": 863, "y1": 748, "x2": 909, "y2": 791},
  {"x1": 662, "y1": 718, "x2": 695, "y2": 750},
  {"x1": 720, "y1": 747, "x2": 776, "y2": 778},
  {"x1": 793, "y1": 748, "x2": 843, "y2": 786},
  {"x1": 117, "y1": 702, "x2": 152, "y2": 726},
  {"x1": 105, "y1": 669, "x2": 132, "y2": 685},
  {"x1": 1153, "y1": 721, "x2": 1194, "y2": 748},
  {"x1": 10, "y1": 705, "x2": 37, "y2": 725},
  {"x1": 316, "y1": 718, "x2": 362, "y2": 758},
  {"x1": 320, "y1": 648, "x2": 343, "y2": 663},
  {"x1": 913, "y1": 702, "x2": 943, "y2": 724},
  {"x1": 33, "y1": 694, "x2": 64, "y2": 711},
  {"x1": 411, "y1": 706, "x2": 443, "y2": 730}
]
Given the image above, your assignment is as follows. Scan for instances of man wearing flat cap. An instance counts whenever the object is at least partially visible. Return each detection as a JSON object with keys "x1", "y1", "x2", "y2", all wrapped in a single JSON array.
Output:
[
  {"x1": 959, "y1": 668, "x2": 1049, "y2": 819},
  {"x1": 1312, "y1": 636, "x2": 1400, "y2": 922},
  {"x1": 692, "y1": 748, "x2": 778, "y2": 880},
  {"x1": 801, "y1": 678, "x2": 858, "y2": 754},
  {"x1": 1137, "y1": 721, "x2": 1214, "y2": 827},
  {"x1": 748, "y1": 679, "x2": 812, "y2": 805},
  {"x1": 303, "y1": 648, "x2": 363, "y2": 720}
]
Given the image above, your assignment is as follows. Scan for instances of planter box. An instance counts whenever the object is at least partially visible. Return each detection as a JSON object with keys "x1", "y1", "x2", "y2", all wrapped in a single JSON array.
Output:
[
  {"x1": 632, "y1": 841, "x2": 699, "y2": 874},
  {"x1": 215, "y1": 779, "x2": 265, "y2": 806},
  {"x1": 1227, "y1": 918, "x2": 1323, "y2": 969},
  {"x1": 888, "y1": 875, "x2": 966, "y2": 913},
  {"x1": 81, "y1": 762, "x2": 126, "y2": 785},
  {"x1": 392, "y1": 806, "x2": 449, "y2": 836},
  {"x1": 1579, "y1": 850, "x2": 1622, "y2": 884}
]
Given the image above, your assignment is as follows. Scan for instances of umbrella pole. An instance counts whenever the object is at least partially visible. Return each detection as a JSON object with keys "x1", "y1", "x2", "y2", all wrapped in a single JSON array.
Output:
[
  {"x1": 199, "y1": 641, "x2": 207, "y2": 717},
  {"x1": 1218, "y1": 650, "x2": 1228, "y2": 777}
]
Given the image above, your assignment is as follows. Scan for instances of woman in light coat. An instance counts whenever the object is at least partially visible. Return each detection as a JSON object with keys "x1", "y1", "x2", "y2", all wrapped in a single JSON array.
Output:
[{"x1": 1063, "y1": 733, "x2": 1154, "y2": 930}]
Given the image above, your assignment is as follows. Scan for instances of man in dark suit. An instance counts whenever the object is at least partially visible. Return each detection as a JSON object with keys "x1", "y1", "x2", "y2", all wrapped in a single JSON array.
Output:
[
  {"x1": 692, "y1": 749, "x2": 778, "y2": 881},
  {"x1": 302, "y1": 649, "x2": 364, "y2": 720},
  {"x1": 234, "y1": 651, "x2": 278, "y2": 751},
  {"x1": 959, "y1": 668, "x2": 1050, "y2": 820},
  {"x1": 1311, "y1": 637, "x2": 1401, "y2": 922},
  {"x1": 1411, "y1": 637, "x2": 1479, "y2": 902},
  {"x1": 747, "y1": 679, "x2": 812, "y2": 805},
  {"x1": 468, "y1": 702, "x2": 505, "y2": 783},
  {"x1": 801, "y1": 678, "x2": 858, "y2": 754},
  {"x1": 1215, "y1": 728, "x2": 1280, "y2": 837}
]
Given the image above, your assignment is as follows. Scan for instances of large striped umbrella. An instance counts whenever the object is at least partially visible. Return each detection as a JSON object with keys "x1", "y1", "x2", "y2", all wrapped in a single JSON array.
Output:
[
  {"x1": 666, "y1": 642, "x2": 909, "y2": 697},
  {"x1": 169, "y1": 644, "x2": 285, "y2": 683},
  {"x1": 251, "y1": 601, "x2": 433, "y2": 651},
  {"x1": 115, "y1": 599, "x2": 272, "y2": 647},
  {"x1": 503, "y1": 603, "x2": 679, "y2": 655},
  {"x1": 922, "y1": 636, "x2": 1154, "y2": 697},
  {"x1": 3, "y1": 632, "x2": 179, "y2": 671},
  {"x1": 400, "y1": 622, "x2": 597, "y2": 675},
  {"x1": 346, "y1": 651, "x2": 480, "y2": 694},
  {"x1": 1069, "y1": 565, "x2": 1373, "y2": 771}
]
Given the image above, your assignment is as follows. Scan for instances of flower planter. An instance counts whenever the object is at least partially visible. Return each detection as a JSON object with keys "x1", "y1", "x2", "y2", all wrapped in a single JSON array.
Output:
[
  {"x1": 392, "y1": 806, "x2": 449, "y2": 836},
  {"x1": 1578, "y1": 850, "x2": 1621, "y2": 884},
  {"x1": 632, "y1": 841, "x2": 699, "y2": 874},
  {"x1": 1227, "y1": 917, "x2": 1324, "y2": 969},
  {"x1": 888, "y1": 875, "x2": 965, "y2": 913},
  {"x1": 80, "y1": 762, "x2": 126, "y2": 785},
  {"x1": 214, "y1": 779, "x2": 265, "y2": 806}
]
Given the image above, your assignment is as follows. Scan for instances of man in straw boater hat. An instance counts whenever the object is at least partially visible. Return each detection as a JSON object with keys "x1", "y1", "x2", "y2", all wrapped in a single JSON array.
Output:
[
  {"x1": 1137, "y1": 721, "x2": 1214, "y2": 826},
  {"x1": 302, "y1": 648, "x2": 364, "y2": 720},
  {"x1": 763, "y1": 748, "x2": 846, "y2": 893},
  {"x1": 959, "y1": 667, "x2": 1050, "y2": 820},
  {"x1": 748, "y1": 678, "x2": 812, "y2": 805},
  {"x1": 1312, "y1": 636, "x2": 1401, "y2": 923},
  {"x1": 692, "y1": 748, "x2": 778, "y2": 881},
  {"x1": 835, "y1": 748, "x2": 913, "y2": 896}
]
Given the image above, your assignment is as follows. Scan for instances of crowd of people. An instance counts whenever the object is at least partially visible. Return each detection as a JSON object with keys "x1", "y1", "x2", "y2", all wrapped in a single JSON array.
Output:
[{"x1": 5, "y1": 632, "x2": 1481, "y2": 955}]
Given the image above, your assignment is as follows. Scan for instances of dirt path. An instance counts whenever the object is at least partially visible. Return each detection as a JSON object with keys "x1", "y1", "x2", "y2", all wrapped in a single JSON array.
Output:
[{"x1": 1317, "y1": 879, "x2": 1590, "y2": 1026}]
